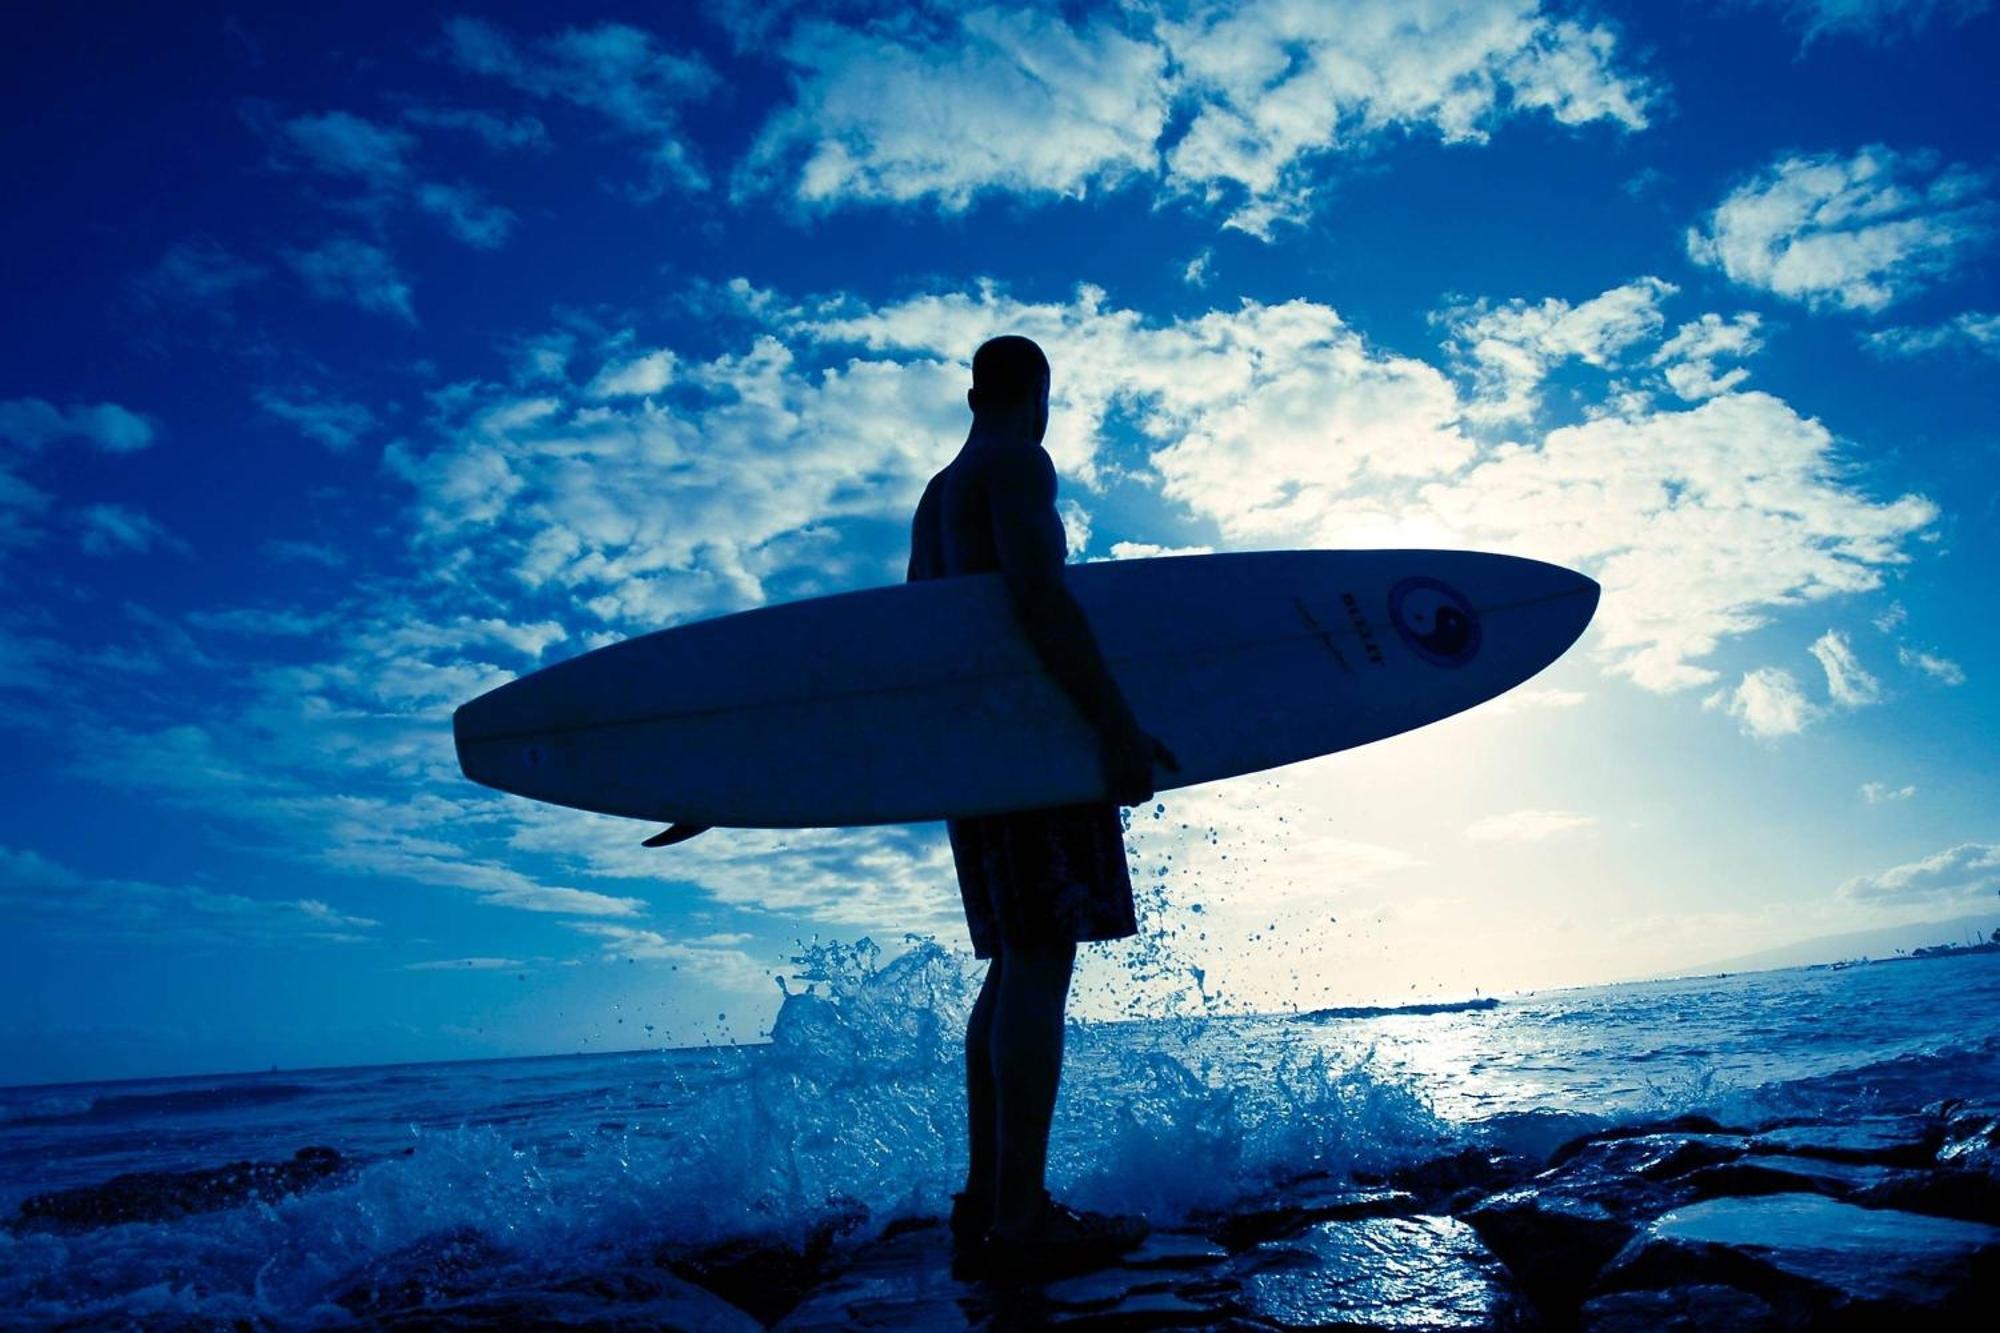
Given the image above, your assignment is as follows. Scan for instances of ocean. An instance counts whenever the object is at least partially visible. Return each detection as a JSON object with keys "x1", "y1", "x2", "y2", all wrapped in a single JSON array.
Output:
[{"x1": 5, "y1": 943, "x2": 1999, "y2": 1325}]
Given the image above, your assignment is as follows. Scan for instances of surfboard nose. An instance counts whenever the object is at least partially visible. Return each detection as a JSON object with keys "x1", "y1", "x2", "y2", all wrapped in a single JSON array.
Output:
[
  {"x1": 1572, "y1": 571, "x2": 1602, "y2": 638},
  {"x1": 451, "y1": 699, "x2": 490, "y2": 785},
  {"x1": 452, "y1": 693, "x2": 524, "y2": 792},
  {"x1": 1515, "y1": 558, "x2": 1599, "y2": 659}
]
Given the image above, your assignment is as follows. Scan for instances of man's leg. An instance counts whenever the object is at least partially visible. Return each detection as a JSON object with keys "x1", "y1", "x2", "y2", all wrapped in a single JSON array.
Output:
[
  {"x1": 963, "y1": 954, "x2": 1002, "y2": 1205},
  {"x1": 989, "y1": 939, "x2": 1077, "y2": 1235}
]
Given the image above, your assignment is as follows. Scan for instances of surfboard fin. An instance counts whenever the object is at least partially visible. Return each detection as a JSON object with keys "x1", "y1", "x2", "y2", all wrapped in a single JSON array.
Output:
[{"x1": 641, "y1": 823, "x2": 711, "y2": 848}]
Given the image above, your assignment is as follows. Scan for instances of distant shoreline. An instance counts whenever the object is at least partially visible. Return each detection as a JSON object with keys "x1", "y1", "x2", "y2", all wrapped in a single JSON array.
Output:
[{"x1": 1809, "y1": 938, "x2": 2000, "y2": 972}]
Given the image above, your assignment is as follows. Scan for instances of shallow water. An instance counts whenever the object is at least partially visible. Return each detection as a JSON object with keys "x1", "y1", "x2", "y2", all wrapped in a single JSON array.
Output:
[{"x1": 4, "y1": 945, "x2": 1998, "y2": 1324}]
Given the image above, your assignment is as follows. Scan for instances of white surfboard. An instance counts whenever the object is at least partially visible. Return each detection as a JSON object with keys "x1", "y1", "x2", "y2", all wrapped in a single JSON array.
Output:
[{"x1": 454, "y1": 550, "x2": 1597, "y2": 829}]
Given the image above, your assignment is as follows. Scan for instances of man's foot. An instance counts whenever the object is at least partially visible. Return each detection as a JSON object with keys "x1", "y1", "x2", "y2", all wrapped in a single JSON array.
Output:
[
  {"x1": 977, "y1": 1191, "x2": 1148, "y2": 1282},
  {"x1": 948, "y1": 1190, "x2": 991, "y2": 1250}
]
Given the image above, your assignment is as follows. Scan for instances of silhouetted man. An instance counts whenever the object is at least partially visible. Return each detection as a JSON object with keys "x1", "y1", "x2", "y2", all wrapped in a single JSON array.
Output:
[{"x1": 906, "y1": 335, "x2": 1176, "y2": 1277}]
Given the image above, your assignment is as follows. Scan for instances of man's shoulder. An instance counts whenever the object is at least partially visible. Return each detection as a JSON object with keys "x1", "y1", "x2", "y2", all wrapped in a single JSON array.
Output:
[{"x1": 973, "y1": 441, "x2": 1057, "y2": 493}]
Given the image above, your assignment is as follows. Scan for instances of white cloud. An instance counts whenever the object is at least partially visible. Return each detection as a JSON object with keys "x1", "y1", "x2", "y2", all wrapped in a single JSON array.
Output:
[
  {"x1": 77, "y1": 504, "x2": 184, "y2": 558},
  {"x1": 1652, "y1": 312, "x2": 1764, "y2": 400},
  {"x1": 805, "y1": 281, "x2": 1472, "y2": 511},
  {"x1": 0, "y1": 845, "x2": 378, "y2": 947},
  {"x1": 742, "y1": 7, "x2": 1168, "y2": 211},
  {"x1": 1485, "y1": 686, "x2": 1589, "y2": 713},
  {"x1": 1899, "y1": 645, "x2": 1966, "y2": 685},
  {"x1": 1058, "y1": 498, "x2": 1092, "y2": 557},
  {"x1": 0, "y1": 398, "x2": 156, "y2": 452},
  {"x1": 445, "y1": 17, "x2": 717, "y2": 196},
  {"x1": 587, "y1": 349, "x2": 677, "y2": 398},
  {"x1": 271, "y1": 108, "x2": 516, "y2": 250},
  {"x1": 567, "y1": 921, "x2": 772, "y2": 989},
  {"x1": 135, "y1": 239, "x2": 267, "y2": 318},
  {"x1": 265, "y1": 539, "x2": 346, "y2": 568},
  {"x1": 1163, "y1": 2, "x2": 1653, "y2": 235},
  {"x1": 414, "y1": 182, "x2": 516, "y2": 250},
  {"x1": 315, "y1": 804, "x2": 648, "y2": 918},
  {"x1": 60, "y1": 664, "x2": 645, "y2": 919},
  {"x1": 1839, "y1": 841, "x2": 2000, "y2": 904},
  {"x1": 739, "y1": 1, "x2": 1653, "y2": 234},
  {"x1": 1687, "y1": 145, "x2": 1994, "y2": 312},
  {"x1": 1866, "y1": 311, "x2": 2000, "y2": 360},
  {"x1": 507, "y1": 805, "x2": 966, "y2": 933},
  {"x1": 1183, "y1": 250, "x2": 1214, "y2": 288},
  {"x1": 1104, "y1": 541, "x2": 1216, "y2": 560},
  {"x1": 1440, "y1": 277, "x2": 1675, "y2": 420},
  {"x1": 0, "y1": 472, "x2": 52, "y2": 554},
  {"x1": 387, "y1": 328, "x2": 965, "y2": 627},
  {"x1": 257, "y1": 388, "x2": 377, "y2": 451},
  {"x1": 287, "y1": 237, "x2": 416, "y2": 323},
  {"x1": 1860, "y1": 781, "x2": 1916, "y2": 803},
  {"x1": 1464, "y1": 808, "x2": 1596, "y2": 842},
  {"x1": 1411, "y1": 391, "x2": 1932, "y2": 690},
  {"x1": 401, "y1": 106, "x2": 551, "y2": 153},
  {"x1": 1744, "y1": 0, "x2": 1992, "y2": 44},
  {"x1": 279, "y1": 109, "x2": 415, "y2": 185},
  {"x1": 1809, "y1": 628, "x2": 1882, "y2": 706},
  {"x1": 1709, "y1": 666, "x2": 1820, "y2": 738},
  {"x1": 402, "y1": 956, "x2": 532, "y2": 971},
  {"x1": 295, "y1": 897, "x2": 380, "y2": 930}
]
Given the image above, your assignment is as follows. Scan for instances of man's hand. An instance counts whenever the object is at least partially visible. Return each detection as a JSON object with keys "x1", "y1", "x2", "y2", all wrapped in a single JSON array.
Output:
[{"x1": 1098, "y1": 720, "x2": 1180, "y2": 807}]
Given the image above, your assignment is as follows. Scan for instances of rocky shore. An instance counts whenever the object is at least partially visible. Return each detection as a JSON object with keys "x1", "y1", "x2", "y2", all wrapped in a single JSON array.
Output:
[{"x1": 13, "y1": 1100, "x2": 2000, "y2": 1329}]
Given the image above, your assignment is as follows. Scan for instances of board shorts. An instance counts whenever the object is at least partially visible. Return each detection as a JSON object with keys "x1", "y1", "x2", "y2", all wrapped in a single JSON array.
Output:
[{"x1": 947, "y1": 801, "x2": 1137, "y2": 959}]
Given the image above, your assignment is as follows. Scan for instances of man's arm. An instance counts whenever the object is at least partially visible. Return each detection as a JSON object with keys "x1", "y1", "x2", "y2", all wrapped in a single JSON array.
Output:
[
  {"x1": 987, "y1": 447, "x2": 1175, "y2": 800},
  {"x1": 907, "y1": 481, "x2": 939, "y2": 583}
]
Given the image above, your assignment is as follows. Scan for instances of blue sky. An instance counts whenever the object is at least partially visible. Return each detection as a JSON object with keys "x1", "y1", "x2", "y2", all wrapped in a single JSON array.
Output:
[{"x1": 2, "y1": 0, "x2": 1996, "y2": 1085}]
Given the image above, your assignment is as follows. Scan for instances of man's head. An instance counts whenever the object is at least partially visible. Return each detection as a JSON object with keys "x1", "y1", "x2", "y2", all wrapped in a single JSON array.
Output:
[{"x1": 968, "y1": 335, "x2": 1050, "y2": 442}]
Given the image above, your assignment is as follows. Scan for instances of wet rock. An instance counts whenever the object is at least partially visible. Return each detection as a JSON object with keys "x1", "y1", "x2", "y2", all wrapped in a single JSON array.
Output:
[
  {"x1": 1544, "y1": 1115, "x2": 1737, "y2": 1170},
  {"x1": 1579, "y1": 1284, "x2": 1780, "y2": 1332},
  {"x1": 1387, "y1": 1146, "x2": 1539, "y2": 1210},
  {"x1": 775, "y1": 1222, "x2": 981, "y2": 1331},
  {"x1": 1038, "y1": 1261, "x2": 1240, "y2": 1326},
  {"x1": 1938, "y1": 1099, "x2": 2000, "y2": 1175},
  {"x1": 1207, "y1": 1182, "x2": 1413, "y2": 1251},
  {"x1": 1473, "y1": 1110, "x2": 1609, "y2": 1164},
  {"x1": 1551, "y1": 1132, "x2": 1749, "y2": 1184},
  {"x1": 1118, "y1": 1231, "x2": 1231, "y2": 1269},
  {"x1": 1467, "y1": 1187, "x2": 1664, "y2": 1319},
  {"x1": 1234, "y1": 1215, "x2": 1536, "y2": 1331},
  {"x1": 364, "y1": 1272, "x2": 760, "y2": 1320},
  {"x1": 1462, "y1": 1133, "x2": 1728, "y2": 1316},
  {"x1": 367, "y1": 1269, "x2": 761, "y2": 1330},
  {"x1": 11, "y1": 1145, "x2": 354, "y2": 1231},
  {"x1": 667, "y1": 1203, "x2": 867, "y2": 1325},
  {"x1": 1854, "y1": 1162, "x2": 2000, "y2": 1225},
  {"x1": 333, "y1": 1226, "x2": 517, "y2": 1318},
  {"x1": 1598, "y1": 1194, "x2": 2000, "y2": 1327},
  {"x1": 1049, "y1": 1287, "x2": 1241, "y2": 1326},
  {"x1": 779, "y1": 1222, "x2": 1243, "y2": 1329},
  {"x1": 1749, "y1": 1115, "x2": 1940, "y2": 1168},
  {"x1": 1681, "y1": 1153, "x2": 1906, "y2": 1203}
]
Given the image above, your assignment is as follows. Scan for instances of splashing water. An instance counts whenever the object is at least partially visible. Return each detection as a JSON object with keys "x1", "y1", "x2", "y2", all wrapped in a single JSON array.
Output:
[{"x1": 4, "y1": 940, "x2": 1999, "y2": 1322}]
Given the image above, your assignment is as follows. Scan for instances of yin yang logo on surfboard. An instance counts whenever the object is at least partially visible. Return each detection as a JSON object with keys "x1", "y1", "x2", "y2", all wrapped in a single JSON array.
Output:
[{"x1": 1388, "y1": 576, "x2": 1481, "y2": 667}]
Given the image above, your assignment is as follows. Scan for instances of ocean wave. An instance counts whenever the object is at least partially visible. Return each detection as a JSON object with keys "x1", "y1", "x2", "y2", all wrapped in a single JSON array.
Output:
[
  {"x1": 0, "y1": 939, "x2": 1460, "y2": 1323},
  {"x1": 11, "y1": 945, "x2": 2000, "y2": 1322},
  {"x1": 1291, "y1": 997, "x2": 1501, "y2": 1022},
  {"x1": 5, "y1": 1081, "x2": 315, "y2": 1127},
  {"x1": 1712, "y1": 1031, "x2": 2000, "y2": 1124}
]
